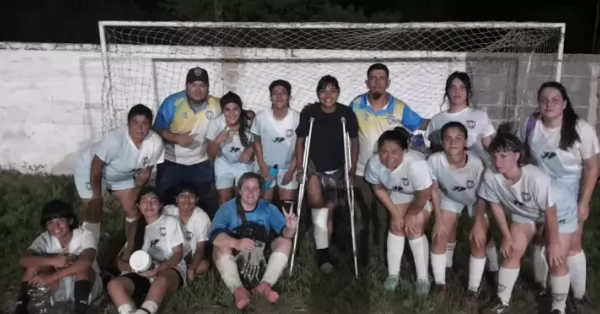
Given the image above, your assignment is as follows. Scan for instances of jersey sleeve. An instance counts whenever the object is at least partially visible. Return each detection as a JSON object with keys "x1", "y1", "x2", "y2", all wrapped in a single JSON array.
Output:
[
  {"x1": 205, "y1": 116, "x2": 222, "y2": 141},
  {"x1": 426, "y1": 156, "x2": 438, "y2": 181},
  {"x1": 364, "y1": 157, "x2": 382, "y2": 185},
  {"x1": 249, "y1": 111, "x2": 262, "y2": 136},
  {"x1": 27, "y1": 233, "x2": 49, "y2": 254},
  {"x1": 77, "y1": 230, "x2": 98, "y2": 252},
  {"x1": 149, "y1": 134, "x2": 165, "y2": 166},
  {"x1": 266, "y1": 203, "x2": 286, "y2": 235},
  {"x1": 196, "y1": 210, "x2": 211, "y2": 242},
  {"x1": 477, "y1": 170, "x2": 500, "y2": 203},
  {"x1": 94, "y1": 132, "x2": 120, "y2": 164},
  {"x1": 481, "y1": 112, "x2": 496, "y2": 137},
  {"x1": 153, "y1": 96, "x2": 176, "y2": 130},
  {"x1": 533, "y1": 177, "x2": 556, "y2": 211},
  {"x1": 578, "y1": 121, "x2": 600, "y2": 160},
  {"x1": 295, "y1": 106, "x2": 311, "y2": 138},
  {"x1": 345, "y1": 109, "x2": 360, "y2": 139},
  {"x1": 400, "y1": 103, "x2": 424, "y2": 132},
  {"x1": 408, "y1": 160, "x2": 433, "y2": 190},
  {"x1": 167, "y1": 217, "x2": 185, "y2": 248},
  {"x1": 208, "y1": 202, "x2": 233, "y2": 242}
]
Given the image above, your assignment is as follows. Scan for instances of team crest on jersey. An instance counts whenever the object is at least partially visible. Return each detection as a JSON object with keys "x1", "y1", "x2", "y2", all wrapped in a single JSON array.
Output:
[
  {"x1": 158, "y1": 227, "x2": 167, "y2": 237},
  {"x1": 402, "y1": 177, "x2": 409, "y2": 186},
  {"x1": 285, "y1": 129, "x2": 294, "y2": 138},
  {"x1": 205, "y1": 110, "x2": 214, "y2": 119},
  {"x1": 142, "y1": 157, "x2": 149, "y2": 167},
  {"x1": 387, "y1": 115, "x2": 399, "y2": 125},
  {"x1": 184, "y1": 231, "x2": 193, "y2": 241},
  {"x1": 466, "y1": 180, "x2": 475, "y2": 189},
  {"x1": 363, "y1": 112, "x2": 369, "y2": 121},
  {"x1": 466, "y1": 120, "x2": 476, "y2": 129},
  {"x1": 521, "y1": 192, "x2": 532, "y2": 202},
  {"x1": 183, "y1": 112, "x2": 188, "y2": 119}
]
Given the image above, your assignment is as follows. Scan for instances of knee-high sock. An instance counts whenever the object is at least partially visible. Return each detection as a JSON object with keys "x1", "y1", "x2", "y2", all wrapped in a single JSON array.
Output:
[
  {"x1": 387, "y1": 232, "x2": 405, "y2": 277},
  {"x1": 408, "y1": 236, "x2": 429, "y2": 282},
  {"x1": 312, "y1": 208, "x2": 329, "y2": 249},
  {"x1": 215, "y1": 254, "x2": 243, "y2": 292},
  {"x1": 262, "y1": 252, "x2": 289, "y2": 286}
]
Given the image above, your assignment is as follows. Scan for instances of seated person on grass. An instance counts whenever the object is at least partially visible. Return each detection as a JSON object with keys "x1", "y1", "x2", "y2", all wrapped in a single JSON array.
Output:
[
  {"x1": 209, "y1": 172, "x2": 298, "y2": 310},
  {"x1": 107, "y1": 187, "x2": 186, "y2": 314},
  {"x1": 162, "y1": 182, "x2": 212, "y2": 281},
  {"x1": 14, "y1": 200, "x2": 103, "y2": 314}
]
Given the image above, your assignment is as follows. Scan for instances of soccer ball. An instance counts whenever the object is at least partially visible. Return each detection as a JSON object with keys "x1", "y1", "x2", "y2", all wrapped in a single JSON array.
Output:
[{"x1": 129, "y1": 250, "x2": 154, "y2": 273}]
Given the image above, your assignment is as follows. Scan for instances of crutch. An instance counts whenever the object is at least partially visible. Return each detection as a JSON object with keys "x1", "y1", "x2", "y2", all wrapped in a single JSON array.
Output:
[
  {"x1": 289, "y1": 117, "x2": 315, "y2": 276},
  {"x1": 341, "y1": 117, "x2": 359, "y2": 278}
]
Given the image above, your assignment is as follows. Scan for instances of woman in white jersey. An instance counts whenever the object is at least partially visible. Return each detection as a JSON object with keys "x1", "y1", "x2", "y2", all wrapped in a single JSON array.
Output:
[
  {"x1": 162, "y1": 183, "x2": 212, "y2": 282},
  {"x1": 427, "y1": 121, "x2": 492, "y2": 306},
  {"x1": 252, "y1": 80, "x2": 300, "y2": 204},
  {"x1": 425, "y1": 71, "x2": 499, "y2": 281},
  {"x1": 478, "y1": 133, "x2": 570, "y2": 314},
  {"x1": 13, "y1": 200, "x2": 103, "y2": 314},
  {"x1": 364, "y1": 127, "x2": 432, "y2": 295},
  {"x1": 523, "y1": 82, "x2": 599, "y2": 313},
  {"x1": 107, "y1": 187, "x2": 186, "y2": 314},
  {"x1": 206, "y1": 92, "x2": 256, "y2": 205},
  {"x1": 75, "y1": 104, "x2": 164, "y2": 243}
]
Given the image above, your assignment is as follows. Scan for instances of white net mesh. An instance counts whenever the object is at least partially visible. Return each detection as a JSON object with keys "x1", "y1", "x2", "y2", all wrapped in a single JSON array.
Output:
[{"x1": 99, "y1": 22, "x2": 564, "y2": 132}]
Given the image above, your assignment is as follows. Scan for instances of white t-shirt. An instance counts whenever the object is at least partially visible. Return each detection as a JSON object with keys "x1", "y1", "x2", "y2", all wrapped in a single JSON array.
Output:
[
  {"x1": 520, "y1": 118, "x2": 600, "y2": 183},
  {"x1": 78, "y1": 126, "x2": 164, "y2": 183},
  {"x1": 163, "y1": 205, "x2": 211, "y2": 257},
  {"x1": 364, "y1": 150, "x2": 432, "y2": 204},
  {"x1": 250, "y1": 108, "x2": 300, "y2": 170},
  {"x1": 427, "y1": 151, "x2": 485, "y2": 207},
  {"x1": 141, "y1": 214, "x2": 186, "y2": 274},
  {"x1": 28, "y1": 228, "x2": 100, "y2": 273},
  {"x1": 205, "y1": 114, "x2": 255, "y2": 166},
  {"x1": 478, "y1": 164, "x2": 555, "y2": 221},
  {"x1": 426, "y1": 107, "x2": 495, "y2": 162}
]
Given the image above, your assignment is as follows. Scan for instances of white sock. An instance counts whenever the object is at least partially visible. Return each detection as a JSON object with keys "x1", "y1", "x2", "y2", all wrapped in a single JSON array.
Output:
[
  {"x1": 81, "y1": 222, "x2": 101, "y2": 244},
  {"x1": 386, "y1": 232, "x2": 405, "y2": 276},
  {"x1": 468, "y1": 255, "x2": 487, "y2": 292},
  {"x1": 262, "y1": 252, "x2": 288, "y2": 285},
  {"x1": 550, "y1": 274, "x2": 571, "y2": 312},
  {"x1": 408, "y1": 236, "x2": 430, "y2": 282},
  {"x1": 445, "y1": 242, "x2": 456, "y2": 268},
  {"x1": 430, "y1": 252, "x2": 446, "y2": 285},
  {"x1": 117, "y1": 304, "x2": 135, "y2": 314},
  {"x1": 485, "y1": 243, "x2": 499, "y2": 272},
  {"x1": 312, "y1": 208, "x2": 329, "y2": 249},
  {"x1": 567, "y1": 251, "x2": 587, "y2": 299},
  {"x1": 215, "y1": 254, "x2": 243, "y2": 292},
  {"x1": 532, "y1": 245, "x2": 548, "y2": 288},
  {"x1": 137, "y1": 301, "x2": 159, "y2": 314},
  {"x1": 497, "y1": 267, "x2": 520, "y2": 304}
]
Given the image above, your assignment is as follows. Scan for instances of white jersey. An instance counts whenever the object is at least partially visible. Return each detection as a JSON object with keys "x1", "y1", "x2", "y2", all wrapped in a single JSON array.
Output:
[
  {"x1": 163, "y1": 205, "x2": 211, "y2": 256},
  {"x1": 478, "y1": 164, "x2": 555, "y2": 221},
  {"x1": 425, "y1": 107, "x2": 495, "y2": 162},
  {"x1": 250, "y1": 108, "x2": 300, "y2": 170},
  {"x1": 28, "y1": 228, "x2": 100, "y2": 273},
  {"x1": 205, "y1": 114, "x2": 255, "y2": 166},
  {"x1": 142, "y1": 215, "x2": 186, "y2": 274},
  {"x1": 364, "y1": 150, "x2": 432, "y2": 204},
  {"x1": 427, "y1": 151, "x2": 484, "y2": 207},
  {"x1": 520, "y1": 118, "x2": 600, "y2": 184},
  {"x1": 78, "y1": 126, "x2": 164, "y2": 183}
]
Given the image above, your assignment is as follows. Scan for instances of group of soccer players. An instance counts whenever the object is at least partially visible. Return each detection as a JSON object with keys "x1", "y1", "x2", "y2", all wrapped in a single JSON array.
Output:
[{"x1": 12, "y1": 62, "x2": 600, "y2": 314}]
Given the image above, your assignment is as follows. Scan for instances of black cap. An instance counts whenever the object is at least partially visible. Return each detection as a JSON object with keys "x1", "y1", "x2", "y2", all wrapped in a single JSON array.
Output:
[
  {"x1": 186, "y1": 67, "x2": 209, "y2": 85},
  {"x1": 220, "y1": 91, "x2": 243, "y2": 108}
]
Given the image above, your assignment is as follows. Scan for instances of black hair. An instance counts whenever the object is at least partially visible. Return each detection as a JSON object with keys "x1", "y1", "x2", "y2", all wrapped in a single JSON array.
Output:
[
  {"x1": 131, "y1": 186, "x2": 161, "y2": 252},
  {"x1": 269, "y1": 80, "x2": 292, "y2": 97},
  {"x1": 440, "y1": 121, "x2": 468, "y2": 139},
  {"x1": 377, "y1": 126, "x2": 410, "y2": 151},
  {"x1": 40, "y1": 200, "x2": 79, "y2": 231},
  {"x1": 444, "y1": 72, "x2": 473, "y2": 107},
  {"x1": 234, "y1": 172, "x2": 263, "y2": 219},
  {"x1": 127, "y1": 104, "x2": 153, "y2": 124},
  {"x1": 488, "y1": 132, "x2": 526, "y2": 165},
  {"x1": 537, "y1": 81, "x2": 580, "y2": 150},
  {"x1": 220, "y1": 91, "x2": 251, "y2": 147},
  {"x1": 316, "y1": 75, "x2": 340, "y2": 96},
  {"x1": 173, "y1": 181, "x2": 200, "y2": 198},
  {"x1": 367, "y1": 63, "x2": 389, "y2": 77}
]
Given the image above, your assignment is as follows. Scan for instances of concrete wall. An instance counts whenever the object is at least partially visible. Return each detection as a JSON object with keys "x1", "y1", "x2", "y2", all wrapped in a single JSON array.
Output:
[{"x1": 0, "y1": 42, "x2": 599, "y2": 174}]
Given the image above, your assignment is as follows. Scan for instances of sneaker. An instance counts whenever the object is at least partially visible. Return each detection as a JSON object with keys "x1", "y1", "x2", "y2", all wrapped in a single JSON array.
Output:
[
  {"x1": 480, "y1": 297, "x2": 510, "y2": 314},
  {"x1": 415, "y1": 280, "x2": 430, "y2": 297},
  {"x1": 384, "y1": 276, "x2": 400, "y2": 292},
  {"x1": 317, "y1": 249, "x2": 333, "y2": 274}
]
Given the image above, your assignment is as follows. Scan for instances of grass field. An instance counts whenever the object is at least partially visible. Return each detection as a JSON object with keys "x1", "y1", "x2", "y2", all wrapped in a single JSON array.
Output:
[{"x1": 1, "y1": 169, "x2": 600, "y2": 314}]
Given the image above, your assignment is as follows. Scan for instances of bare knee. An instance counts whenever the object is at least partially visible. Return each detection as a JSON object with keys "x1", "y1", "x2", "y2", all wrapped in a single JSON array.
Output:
[
  {"x1": 213, "y1": 246, "x2": 233, "y2": 261},
  {"x1": 74, "y1": 266, "x2": 94, "y2": 281},
  {"x1": 271, "y1": 237, "x2": 292, "y2": 254}
]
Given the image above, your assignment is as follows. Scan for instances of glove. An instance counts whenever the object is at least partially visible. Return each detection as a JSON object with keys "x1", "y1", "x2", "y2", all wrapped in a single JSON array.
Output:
[{"x1": 236, "y1": 240, "x2": 267, "y2": 283}]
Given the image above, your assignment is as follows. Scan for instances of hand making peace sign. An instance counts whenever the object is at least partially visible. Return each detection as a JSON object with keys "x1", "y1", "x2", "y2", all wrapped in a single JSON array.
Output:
[{"x1": 282, "y1": 205, "x2": 298, "y2": 231}]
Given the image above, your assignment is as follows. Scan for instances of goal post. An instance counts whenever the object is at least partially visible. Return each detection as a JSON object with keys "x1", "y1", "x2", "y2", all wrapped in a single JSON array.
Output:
[{"x1": 98, "y1": 21, "x2": 566, "y2": 133}]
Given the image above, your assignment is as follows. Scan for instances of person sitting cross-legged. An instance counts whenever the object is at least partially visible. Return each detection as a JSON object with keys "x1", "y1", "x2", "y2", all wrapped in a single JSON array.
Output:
[{"x1": 209, "y1": 172, "x2": 298, "y2": 310}]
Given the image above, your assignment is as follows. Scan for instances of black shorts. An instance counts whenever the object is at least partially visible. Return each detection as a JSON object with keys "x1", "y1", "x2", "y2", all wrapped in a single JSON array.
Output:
[
  {"x1": 184, "y1": 242, "x2": 213, "y2": 265},
  {"x1": 122, "y1": 268, "x2": 184, "y2": 304},
  {"x1": 307, "y1": 159, "x2": 347, "y2": 204}
]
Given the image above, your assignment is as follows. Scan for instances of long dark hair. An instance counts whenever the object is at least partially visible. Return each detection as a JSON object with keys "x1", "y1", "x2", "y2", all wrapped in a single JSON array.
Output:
[
  {"x1": 235, "y1": 172, "x2": 263, "y2": 220},
  {"x1": 537, "y1": 82, "x2": 580, "y2": 150},
  {"x1": 131, "y1": 186, "x2": 161, "y2": 251},
  {"x1": 220, "y1": 92, "x2": 251, "y2": 147},
  {"x1": 443, "y1": 71, "x2": 473, "y2": 108}
]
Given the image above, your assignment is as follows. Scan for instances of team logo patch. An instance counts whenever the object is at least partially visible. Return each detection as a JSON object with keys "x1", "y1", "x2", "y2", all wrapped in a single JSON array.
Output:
[
  {"x1": 183, "y1": 112, "x2": 188, "y2": 119},
  {"x1": 205, "y1": 110, "x2": 214, "y2": 119},
  {"x1": 521, "y1": 192, "x2": 532, "y2": 202},
  {"x1": 184, "y1": 231, "x2": 193, "y2": 241},
  {"x1": 142, "y1": 157, "x2": 149, "y2": 167},
  {"x1": 402, "y1": 177, "x2": 409, "y2": 186},
  {"x1": 158, "y1": 227, "x2": 167, "y2": 237},
  {"x1": 194, "y1": 68, "x2": 203, "y2": 76},
  {"x1": 285, "y1": 129, "x2": 294, "y2": 138},
  {"x1": 466, "y1": 120, "x2": 476, "y2": 129},
  {"x1": 387, "y1": 115, "x2": 399, "y2": 125},
  {"x1": 466, "y1": 180, "x2": 475, "y2": 189},
  {"x1": 363, "y1": 112, "x2": 369, "y2": 121}
]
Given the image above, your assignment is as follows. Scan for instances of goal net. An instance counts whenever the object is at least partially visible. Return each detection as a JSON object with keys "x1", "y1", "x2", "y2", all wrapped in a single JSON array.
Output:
[{"x1": 99, "y1": 21, "x2": 565, "y2": 133}]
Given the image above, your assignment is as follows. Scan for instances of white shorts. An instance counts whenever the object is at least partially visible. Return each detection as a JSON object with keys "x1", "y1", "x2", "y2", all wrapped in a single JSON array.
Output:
[
  {"x1": 214, "y1": 158, "x2": 255, "y2": 190},
  {"x1": 53, "y1": 272, "x2": 103, "y2": 303},
  {"x1": 438, "y1": 194, "x2": 487, "y2": 218},
  {"x1": 512, "y1": 214, "x2": 577, "y2": 234},
  {"x1": 74, "y1": 159, "x2": 134, "y2": 199},
  {"x1": 390, "y1": 192, "x2": 432, "y2": 212},
  {"x1": 265, "y1": 168, "x2": 299, "y2": 190}
]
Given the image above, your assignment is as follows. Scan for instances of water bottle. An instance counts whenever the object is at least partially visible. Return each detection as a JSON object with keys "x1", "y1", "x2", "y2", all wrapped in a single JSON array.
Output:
[
  {"x1": 28, "y1": 285, "x2": 56, "y2": 314},
  {"x1": 263, "y1": 165, "x2": 279, "y2": 190}
]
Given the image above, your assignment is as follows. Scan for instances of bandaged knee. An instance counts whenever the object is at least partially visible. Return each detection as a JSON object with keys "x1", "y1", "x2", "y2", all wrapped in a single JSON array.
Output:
[
  {"x1": 215, "y1": 254, "x2": 243, "y2": 292},
  {"x1": 312, "y1": 208, "x2": 329, "y2": 249},
  {"x1": 262, "y1": 252, "x2": 289, "y2": 286}
]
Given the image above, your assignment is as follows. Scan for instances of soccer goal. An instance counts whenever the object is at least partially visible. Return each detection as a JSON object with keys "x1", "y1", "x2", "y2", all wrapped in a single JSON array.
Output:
[{"x1": 98, "y1": 21, "x2": 565, "y2": 132}]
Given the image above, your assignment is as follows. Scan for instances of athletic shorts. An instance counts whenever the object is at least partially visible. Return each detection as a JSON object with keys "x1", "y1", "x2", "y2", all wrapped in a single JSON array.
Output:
[
  {"x1": 307, "y1": 161, "x2": 346, "y2": 204},
  {"x1": 214, "y1": 158, "x2": 255, "y2": 190},
  {"x1": 53, "y1": 272, "x2": 104, "y2": 303},
  {"x1": 74, "y1": 159, "x2": 134, "y2": 199},
  {"x1": 438, "y1": 193, "x2": 486, "y2": 217},
  {"x1": 512, "y1": 214, "x2": 577, "y2": 234},
  {"x1": 265, "y1": 168, "x2": 299, "y2": 190},
  {"x1": 121, "y1": 268, "x2": 184, "y2": 304},
  {"x1": 389, "y1": 192, "x2": 432, "y2": 213}
]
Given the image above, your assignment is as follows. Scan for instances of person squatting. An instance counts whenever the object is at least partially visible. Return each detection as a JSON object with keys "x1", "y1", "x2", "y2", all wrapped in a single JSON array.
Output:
[{"x1": 12, "y1": 64, "x2": 599, "y2": 314}]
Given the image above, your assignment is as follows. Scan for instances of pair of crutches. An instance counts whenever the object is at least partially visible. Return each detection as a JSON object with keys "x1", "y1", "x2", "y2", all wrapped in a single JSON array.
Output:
[{"x1": 289, "y1": 117, "x2": 359, "y2": 278}]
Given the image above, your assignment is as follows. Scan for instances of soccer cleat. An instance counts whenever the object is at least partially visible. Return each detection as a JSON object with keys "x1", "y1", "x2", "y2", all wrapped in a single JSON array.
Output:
[
  {"x1": 415, "y1": 280, "x2": 430, "y2": 297},
  {"x1": 383, "y1": 276, "x2": 400, "y2": 292},
  {"x1": 480, "y1": 297, "x2": 510, "y2": 314}
]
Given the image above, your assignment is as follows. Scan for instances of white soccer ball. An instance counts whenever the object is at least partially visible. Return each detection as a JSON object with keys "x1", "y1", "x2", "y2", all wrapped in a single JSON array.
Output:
[{"x1": 129, "y1": 250, "x2": 153, "y2": 273}]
